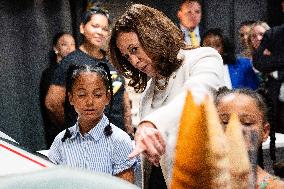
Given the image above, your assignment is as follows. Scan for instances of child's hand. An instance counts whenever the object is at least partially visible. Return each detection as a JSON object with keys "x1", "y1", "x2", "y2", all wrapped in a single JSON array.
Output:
[{"x1": 128, "y1": 121, "x2": 166, "y2": 167}]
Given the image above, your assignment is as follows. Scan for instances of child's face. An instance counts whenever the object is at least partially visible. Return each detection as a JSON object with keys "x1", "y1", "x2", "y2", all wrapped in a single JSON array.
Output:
[
  {"x1": 216, "y1": 93, "x2": 270, "y2": 151},
  {"x1": 69, "y1": 72, "x2": 109, "y2": 123}
]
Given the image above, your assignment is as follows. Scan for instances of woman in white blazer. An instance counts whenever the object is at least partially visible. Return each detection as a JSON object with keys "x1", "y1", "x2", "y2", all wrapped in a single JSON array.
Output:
[{"x1": 109, "y1": 4, "x2": 225, "y2": 189}]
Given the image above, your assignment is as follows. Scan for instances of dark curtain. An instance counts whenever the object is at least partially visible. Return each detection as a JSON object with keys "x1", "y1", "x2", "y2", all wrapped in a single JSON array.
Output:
[
  {"x1": 267, "y1": 0, "x2": 284, "y2": 27},
  {"x1": 0, "y1": 0, "x2": 85, "y2": 151}
]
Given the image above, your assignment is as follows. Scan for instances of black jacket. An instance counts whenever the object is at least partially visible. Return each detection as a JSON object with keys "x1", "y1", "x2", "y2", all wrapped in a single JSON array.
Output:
[{"x1": 253, "y1": 24, "x2": 284, "y2": 80}]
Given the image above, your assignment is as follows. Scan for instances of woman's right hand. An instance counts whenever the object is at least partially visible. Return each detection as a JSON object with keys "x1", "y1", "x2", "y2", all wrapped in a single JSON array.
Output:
[{"x1": 128, "y1": 121, "x2": 166, "y2": 166}]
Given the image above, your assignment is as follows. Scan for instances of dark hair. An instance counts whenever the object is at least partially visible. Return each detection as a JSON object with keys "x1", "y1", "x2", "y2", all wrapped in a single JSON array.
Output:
[
  {"x1": 81, "y1": 5, "x2": 111, "y2": 25},
  {"x1": 214, "y1": 87, "x2": 276, "y2": 167},
  {"x1": 179, "y1": 0, "x2": 201, "y2": 9},
  {"x1": 61, "y1": 63, "x2": 113, "y2": 142},
  {"x1": 109, "y1": 4, "x2": 184, "y2": 92},
  {"x1": 201, "y1": 28, "x2": 235, "y2": 65},
  {"x1": 49, "y1": 32, "x2": 73, "y2": 65},
  {"x1": 52, "y1": 32, "x2": 73, "y2": 47}
]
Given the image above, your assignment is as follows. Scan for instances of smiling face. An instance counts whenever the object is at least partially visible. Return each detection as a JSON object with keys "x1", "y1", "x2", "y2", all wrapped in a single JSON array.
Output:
[
  {"x1": 216, "y1": 93, "x2": 270, "y2": 150},
  {"x1": 69, "y1": 72, "x2": 110, "y2": 124},
  {"x1": 178, "y1": 1, "x2": 202, "y2": 31},
  {"x1": 80, "y1": 14, "x2": 110, "y2": 48},
  {"x1": 116, "y1": 32, "x2": 158, "y2": 78}
]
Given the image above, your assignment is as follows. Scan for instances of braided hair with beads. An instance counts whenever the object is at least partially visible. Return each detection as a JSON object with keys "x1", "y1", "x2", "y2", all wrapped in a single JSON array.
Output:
[{"x1": 61, "y1": 63, "x2": 113, "y2": 142}]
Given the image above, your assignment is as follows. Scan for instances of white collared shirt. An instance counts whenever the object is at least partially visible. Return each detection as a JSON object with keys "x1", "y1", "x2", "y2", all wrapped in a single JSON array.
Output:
[
  {"x1": 48, "y1": 115, "x2": 136, "y2": 175},
  {"x1": 223, "y1": 64, "x2": 232, "y2": 89},
  {"x1": 180, "y1": 24, "x2": 201, "y2": 46}
]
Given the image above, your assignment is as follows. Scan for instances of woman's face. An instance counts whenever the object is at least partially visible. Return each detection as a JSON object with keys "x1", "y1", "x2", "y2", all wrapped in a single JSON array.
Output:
[
  {"x1": 80, "y1": 14, "x2": 110, "y2": 48},
  {"x1": 250, "y1": 25, "x2": 266, "y2": 50},
  {"x1": 116, "y1": 32, "x2": 158, "y2": 78},
  {"x1": 239, "y1": 25, "x2": 251, "y2": 48},
  {"x1": 202, "y1": 34, "x2": 224, "y2": 55},
  {"x1": 216, "y1": 93, "x2": 270, "y2": 150},
  {"x1": 54, "y1": 34, "x2": 75, "y2": 59}
]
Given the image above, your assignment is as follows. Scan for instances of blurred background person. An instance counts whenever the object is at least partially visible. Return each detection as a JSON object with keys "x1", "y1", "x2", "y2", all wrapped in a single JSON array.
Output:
[
  {"x1": 177, "y1": 0, "x2": 203, "y2": 48},
  {"x1": 201, "y1": 28, "x2": 259, "y2": 90},
  {"x1": 248, "y1": 21, "x2": 271, "y2": 58},
  {"x1": 250, "y1": 21, "x2": 284, "y2": 177},
  {"x1": 40, "y1": 32, "x2": 75, "y2": 147},
  {"x1": 238, "y1": 20, "x2": 255, "y2": 59},
  {"x1": 248, "y1": 21, "x2": 272, "y2": 84},
  {"x1": 253, "y1": 23, "x2": 284, "y2": 135},
  {"x1": 53, "y1": 32, "x2": 76, "y2": 63},
  {"x1": 248, "y1": 21, "x2": 283, "y2": 139}
]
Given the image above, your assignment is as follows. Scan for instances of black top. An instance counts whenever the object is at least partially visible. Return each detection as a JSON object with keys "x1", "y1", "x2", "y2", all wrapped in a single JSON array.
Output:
[
  {"x1": 51, "y1": 49, "x2": 126, "y2": 131},
  {"x1": 253, "y1": 24, "x2": 284, "y2": 80},
  {"x1": 40, "y1": 60, "x2": 60, "y2": 147}
]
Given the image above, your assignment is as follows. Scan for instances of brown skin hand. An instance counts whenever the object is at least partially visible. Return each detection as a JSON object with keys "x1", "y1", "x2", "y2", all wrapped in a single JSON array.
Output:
[
  {"x1": 115, "y1": 168, "x2": 135, "y2": 183},
  {"x1": 44, "y1": 84, "x2": 66, "y2": 128}
]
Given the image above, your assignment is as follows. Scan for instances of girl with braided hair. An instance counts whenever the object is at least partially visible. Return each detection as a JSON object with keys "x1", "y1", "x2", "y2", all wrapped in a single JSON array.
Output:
[
  {"x1": 48, "y1": 64, "x2": 135, "y2": 183},
  {"x1": 215, "y1": 88, "x2": 284, "y2": 189}
]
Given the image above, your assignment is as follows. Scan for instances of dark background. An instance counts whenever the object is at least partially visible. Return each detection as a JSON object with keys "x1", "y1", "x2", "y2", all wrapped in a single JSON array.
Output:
[{"x1": 0, "y1": 0, "x2": 283, "y2": 151}]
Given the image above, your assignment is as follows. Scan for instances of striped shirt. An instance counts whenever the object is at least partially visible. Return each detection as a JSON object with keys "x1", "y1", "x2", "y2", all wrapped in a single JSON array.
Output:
[{"x1": 48, "y1": 115, "x2": 135, "y2": 175}]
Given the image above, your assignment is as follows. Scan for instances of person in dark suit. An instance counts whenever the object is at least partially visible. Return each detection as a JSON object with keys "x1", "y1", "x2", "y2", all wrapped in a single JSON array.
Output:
[
  {"x1": 253, "y1": 24, "x2": 284, "y2": 134},
  {"x1": 177, "y1": 0, "x2": 204, "y2": 48}
]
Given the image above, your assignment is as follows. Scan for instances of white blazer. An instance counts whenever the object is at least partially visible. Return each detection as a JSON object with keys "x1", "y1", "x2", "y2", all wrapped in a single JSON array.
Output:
[{"x1": 139, "y1": 47, "x2": 225, "y2": 188}]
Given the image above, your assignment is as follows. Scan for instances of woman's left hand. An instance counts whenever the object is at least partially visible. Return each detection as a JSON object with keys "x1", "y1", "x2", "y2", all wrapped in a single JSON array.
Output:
[{"x1": 128, "y1": 121, "x2": 166, "y2": 166}]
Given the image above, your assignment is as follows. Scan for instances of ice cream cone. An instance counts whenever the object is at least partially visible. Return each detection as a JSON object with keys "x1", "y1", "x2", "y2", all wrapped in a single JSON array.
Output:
[{"x1": 170, "y1": 92, "x2": 231, "y2": 189}]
